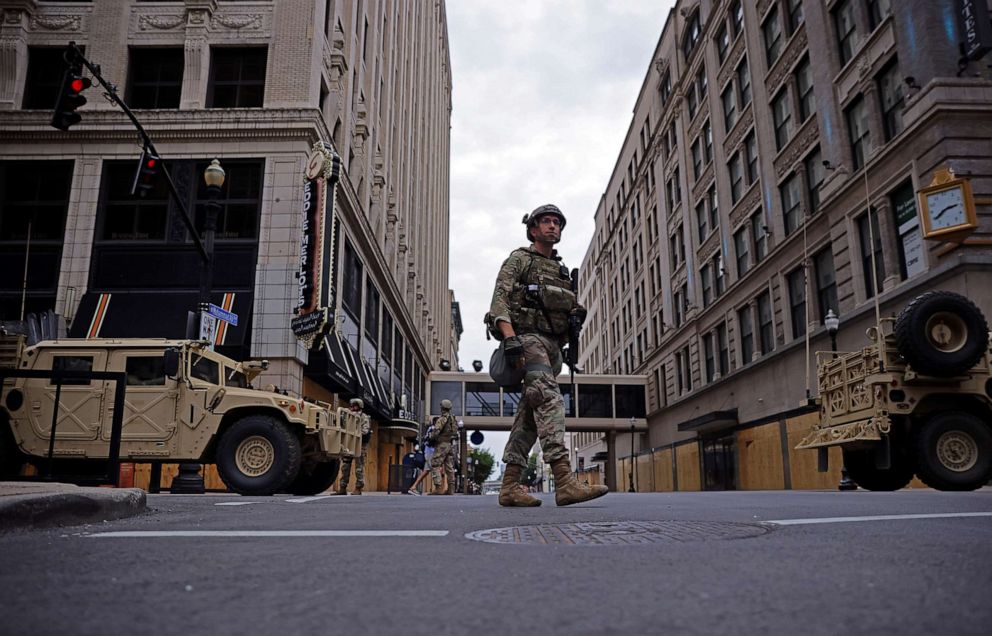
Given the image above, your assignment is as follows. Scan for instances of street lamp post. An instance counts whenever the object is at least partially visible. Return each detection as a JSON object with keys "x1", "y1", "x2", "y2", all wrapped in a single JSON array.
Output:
[
  {"x1": 172, "y1": 159, "x2": 225, "y2": 495},
  {"x1": 826, "y1": 309, "x2": 857, "y2": 491},
  {"x1": 628, "y1": 417, "x2": 636, "y2": 493}
]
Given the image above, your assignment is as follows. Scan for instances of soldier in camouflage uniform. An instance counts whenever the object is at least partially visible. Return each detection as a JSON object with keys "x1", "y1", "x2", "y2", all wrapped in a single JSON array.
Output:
[
  {"x1": 486, "y1": 204, "x2": 609, "y2": 507},
  {"x1": 429, "y1": 399, "x2": 458, "y2": 495},
  {"x1": 336, "y1": 398, "x2": 372, "y2": 495}
]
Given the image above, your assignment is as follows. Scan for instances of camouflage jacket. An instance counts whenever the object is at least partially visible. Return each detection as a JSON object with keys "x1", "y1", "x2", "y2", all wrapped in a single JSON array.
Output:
[{"x1": 488, "y1": 246, "x2": 579, "y2": 342}]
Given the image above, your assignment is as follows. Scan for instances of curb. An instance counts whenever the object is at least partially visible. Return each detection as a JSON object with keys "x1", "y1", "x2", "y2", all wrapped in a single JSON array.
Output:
[{"x1": 0, "y1": 488, "x2": 147, "y2": 533}]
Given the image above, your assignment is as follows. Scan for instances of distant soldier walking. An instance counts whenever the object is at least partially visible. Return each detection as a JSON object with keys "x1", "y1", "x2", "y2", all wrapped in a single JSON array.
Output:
[
  {"x1": 486, "y1": 204, "x2": 609, "y2": 507},
  {"x1": 429, "y1": 400, "x2": 458, "y2": 495},
  {"x1": 336, "y1": 398, "x2": 371, "y2": 495}
]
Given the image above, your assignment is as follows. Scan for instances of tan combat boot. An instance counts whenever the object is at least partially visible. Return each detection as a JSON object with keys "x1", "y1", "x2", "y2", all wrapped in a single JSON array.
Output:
[
  {"x1": 331, "y1": 482, "x2": 347, "y2": 495},
  {"x1": 350, "y1": 487, "x2": 362, "y2": 496},
  {"x1": 427, "y1": 480, "x2": 446, "y2": 495},
  {"x1": 550, "y1": 458, "x2": 608, "y2": 506},
  {"x1": 498, "y1": 463, "x2": 541, "y2": 507}
]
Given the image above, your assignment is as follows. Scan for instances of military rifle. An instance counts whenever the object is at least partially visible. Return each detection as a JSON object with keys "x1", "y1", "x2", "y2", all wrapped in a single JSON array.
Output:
[{"x1": 565, "y1": 268, "x2": 585, "y2": 394}]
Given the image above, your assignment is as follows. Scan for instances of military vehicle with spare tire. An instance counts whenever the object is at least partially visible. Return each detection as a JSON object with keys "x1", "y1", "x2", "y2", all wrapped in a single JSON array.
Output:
[
  {"x1": 0, "y1": 334, "x2": 362, "y2": 496},
  {"x1": 798, "y1": 291, "x2": 992, "y2": 491}
]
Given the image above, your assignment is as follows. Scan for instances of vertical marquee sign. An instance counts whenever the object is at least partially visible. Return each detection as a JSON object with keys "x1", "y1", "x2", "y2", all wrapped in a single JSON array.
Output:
[{"x1": 292, "y1": 141, "x2": 342, "y2": 348}]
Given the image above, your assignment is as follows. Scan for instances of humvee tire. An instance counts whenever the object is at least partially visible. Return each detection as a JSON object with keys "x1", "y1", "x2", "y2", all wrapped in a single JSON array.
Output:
[
  {"x1": 894, "y1": 291, "x2": 988, "y2": 377},
  {"x1": 914, "y1": 412, "x2": 992, "y2": 491},
  {"x1": 215, "y1": 415, "x2": 302, "y2": 496},
  {"x1": 0, "y1": 418, "x2": 25, "y2": 478},
  {"x1": 842, "y1": 447, "x2": 914, "y2": 491},
  {"x1": 288, "y1": 459, "x2": 340, "y2": 496}
]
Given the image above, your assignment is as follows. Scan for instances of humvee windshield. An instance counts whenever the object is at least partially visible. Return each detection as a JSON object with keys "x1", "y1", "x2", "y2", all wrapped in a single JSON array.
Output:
[
  {"x1": 226, "y1": 367, "x2": 249, "y2": 388},
  {"x1": 191, "y1": 354, "x2": 220, "y2": 384}
]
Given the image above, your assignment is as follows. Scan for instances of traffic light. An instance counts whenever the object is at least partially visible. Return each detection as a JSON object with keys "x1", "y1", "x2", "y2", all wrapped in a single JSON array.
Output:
[
  {"x1": 50, "y1": 63, "x2": 91, "y2": 131},
  {"x1": 131, "y1": 147, "x2": 162, "y2": 198}
]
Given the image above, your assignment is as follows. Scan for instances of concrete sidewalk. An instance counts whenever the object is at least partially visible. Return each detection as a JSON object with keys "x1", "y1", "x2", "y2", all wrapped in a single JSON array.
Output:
[{"x1": 0, "y1": 481, "x2": 146, "y2": 533}]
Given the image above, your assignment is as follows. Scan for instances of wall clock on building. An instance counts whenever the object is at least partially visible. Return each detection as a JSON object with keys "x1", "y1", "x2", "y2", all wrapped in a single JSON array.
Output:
[{"x1": 917, "y1": 167, "x2": 978, "y2": 242}]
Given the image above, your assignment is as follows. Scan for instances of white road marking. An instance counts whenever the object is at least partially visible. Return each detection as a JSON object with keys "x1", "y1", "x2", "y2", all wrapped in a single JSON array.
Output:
[
  {"x1": 214, "y1": 502, "x2": 258, "y2": 506},
  {"x1": 766, "y1": 512, "x2": 992, "y2": 526},
  {"x1": 87, "y1": 530, "x2": 450, "y2": 538},
  {"x1": 285, "y1": 496, "x2": 333, "y2": 503}
]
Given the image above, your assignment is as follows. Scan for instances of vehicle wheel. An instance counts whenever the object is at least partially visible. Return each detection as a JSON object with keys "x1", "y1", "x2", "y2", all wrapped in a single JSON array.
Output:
[
  {"x1": 914, "y1": 412, "x2": 992, "y2": 491},
  {"x1": 894, "y1": 291, "x2": 988, "y2": 377},
  {"x1": 842, "y1": 447, "x2": 915, "y2": 491},
  {"x1": 0, "y1": 421, "x2": 25, "y2": 478},
  {"x1": 288, "y1": 459, "x2": 340, "y2": 496},
  {"x1": 216, "y1": 415, "x2": 302, "y2": 496}
]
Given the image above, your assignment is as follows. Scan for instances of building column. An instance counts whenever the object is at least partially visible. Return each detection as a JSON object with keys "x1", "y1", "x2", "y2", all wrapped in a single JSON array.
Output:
[
  {"x1": 181, "y1": 1, "x2": 217, "y2": 110},
  {"x1": 605, "y1": 429, "x2": 618, "y2": 491},
  {"x1": 0, "y1": 4, "x2": 30, "y2": 111}
]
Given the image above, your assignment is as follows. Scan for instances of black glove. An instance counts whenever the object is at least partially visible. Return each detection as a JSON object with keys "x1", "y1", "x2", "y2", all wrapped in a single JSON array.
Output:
[
  {"x1": 570, "y1": 306, "x2": 588, "y2": 326},
  {"x1": 503, "y1": 336, "x2": 525, "y2": 369}
]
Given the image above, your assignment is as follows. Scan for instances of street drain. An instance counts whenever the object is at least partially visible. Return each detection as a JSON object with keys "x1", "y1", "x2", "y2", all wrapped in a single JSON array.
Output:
[{"x1": 465, "y1": 520, "x2": 771, "y2": 545}]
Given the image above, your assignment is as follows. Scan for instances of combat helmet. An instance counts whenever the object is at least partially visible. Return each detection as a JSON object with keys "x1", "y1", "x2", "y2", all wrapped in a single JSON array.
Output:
[
  {"x1": 440, "y1": 399, "x2": 452, "y2": 411},
  {"x1": 522, "y1": 204, "x2": 567, "y2": 241},
  {"x1": 349, "y1": 398, "x2": 364, "y2": 409}
]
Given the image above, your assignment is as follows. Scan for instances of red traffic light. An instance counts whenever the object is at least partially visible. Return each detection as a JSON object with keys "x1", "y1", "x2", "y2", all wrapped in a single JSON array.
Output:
[
  {"x1": 146, "y1": 158, "x2": 157, "y2": 169},
  {"x1": 70, "y1": 78, "x2": 85, "y2": 92},
  {"x1": 51, "y1": 65, "x2": 90, "y2": 131}
]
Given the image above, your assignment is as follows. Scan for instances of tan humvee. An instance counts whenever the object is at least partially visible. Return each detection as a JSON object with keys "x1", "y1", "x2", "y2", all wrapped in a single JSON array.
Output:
[
  {"x1": 797, "y1": 291, "x2": 992, "y2": 491},
  {"x1": 0, "y1": 335, "x2": 362, "y2": 496}
]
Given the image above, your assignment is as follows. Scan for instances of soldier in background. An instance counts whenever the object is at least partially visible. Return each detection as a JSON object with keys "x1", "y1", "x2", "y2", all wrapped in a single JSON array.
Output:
[
  {"x1": 336, "y1": 398, "x2": 371, "y2": 495},
  {"x1": 486, "y1": 204, "x2": 609, "y2": 507},
  {"x1": 429, "y1": 399, "x2": 458, "y2": 495}
]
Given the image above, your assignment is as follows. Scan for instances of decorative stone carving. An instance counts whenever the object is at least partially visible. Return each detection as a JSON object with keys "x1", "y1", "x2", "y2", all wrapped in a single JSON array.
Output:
[
  {"x1": 691, "y1": 165, "x2": 714, "y2": 202},
  {"x1": 757, "y1": 0, "x2": 775, "y2": 20},
  {"x1": 699, "y1": 224, "x2": 721, "y2": 257},
  {"x1": 723, "y1": 107, "x2": 753, "y2": 152},
  {"x1": 188, "y1": 9, "x2": 209, "y2": 26},
  {"x1": 686, "y1": 103, "x2": 708, "y2": 140},
  {"x1": 717, "y1": 35, "x2": 746, "y2": 89},
  {"x1": 774, "y1": 117, "x2": 820, "y2": 178},
  {"x1": 765, "y1": 29, "x2": 808, "y2": 97},
  {"x1": 31, "y1": 15, "x2": 81, "y2": 31},
  {"x1": 138, "y1": 14, "x2": 185, "y2": 31},
  {"x1": 212, "y1": 14, "x2": 263, "y2": 31},
  {"x1": 730, "y1": 182, "x2": 762, "y2": 228}
]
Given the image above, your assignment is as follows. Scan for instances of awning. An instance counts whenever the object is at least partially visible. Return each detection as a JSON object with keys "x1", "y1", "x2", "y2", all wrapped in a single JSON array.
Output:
[
  {"x1": 307, "y1": 334, "x2": 392, "y2": 421},
  {"x1": 69, "y1": 290, "x2": 252, "y2": 350},
  {"x1": 380, "y1": 418, "x2": 420, "y2": 435},
  {"x1": 677, "y1": 409, "x2": 739, "y2": 434}
]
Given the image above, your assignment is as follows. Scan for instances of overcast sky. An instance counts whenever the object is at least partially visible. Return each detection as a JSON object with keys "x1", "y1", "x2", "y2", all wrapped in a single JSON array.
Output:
[{"x1": 445, "y1": 1, "x2": 675, "y2": 461}]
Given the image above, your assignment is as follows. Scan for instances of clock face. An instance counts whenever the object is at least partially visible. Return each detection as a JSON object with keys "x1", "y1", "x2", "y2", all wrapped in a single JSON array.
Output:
[
  {"x1": 925, "y1": 186, "x2": 967, "y2": 230},
  {"x1": 305, "y1": 150, "x2": 325, "y2": 180}
]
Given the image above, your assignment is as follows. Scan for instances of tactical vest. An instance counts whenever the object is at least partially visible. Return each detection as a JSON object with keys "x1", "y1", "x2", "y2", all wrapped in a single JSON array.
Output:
[
  {"x1": 507, "y1": 249, "x2": 577, "y2": 337},
  {"x1": 436, "y1": 414, "x2": 457, "y2": 443}
]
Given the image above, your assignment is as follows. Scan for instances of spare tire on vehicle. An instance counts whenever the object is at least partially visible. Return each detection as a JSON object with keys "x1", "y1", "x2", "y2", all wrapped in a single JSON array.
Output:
[{"x1": 894, "y1": 291, "x2": 988, "y2": 377}]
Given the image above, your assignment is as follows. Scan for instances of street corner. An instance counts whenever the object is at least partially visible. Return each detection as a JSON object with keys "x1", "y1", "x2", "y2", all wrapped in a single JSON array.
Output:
[{"x1": 0, "y1": 482, "x2": 147, "y2": 534}]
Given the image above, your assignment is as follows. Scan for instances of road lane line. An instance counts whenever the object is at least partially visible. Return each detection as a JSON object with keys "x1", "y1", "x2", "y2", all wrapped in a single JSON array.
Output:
[
  {"x1": 766, "y1": 512, "x2": 992, "y2": 526},
  {"x1": 86, "y1": 530, "x2": 450, "y2": 538},
  {"x1": 285, "y1": 496, "x2": 333, "y2": 503},
  {"x1": 214, "y1": 502, "x2": 259, "y2": 506}
]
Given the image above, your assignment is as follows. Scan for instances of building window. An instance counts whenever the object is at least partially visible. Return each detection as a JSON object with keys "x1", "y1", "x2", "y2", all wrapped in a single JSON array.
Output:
[
  {"x1": 796, "y1": 56, "x2": 815, "y2": 122},
  {"x1": 687, "y1": 81, "x2": 699, "y2": 120},
  {"x1": 682, "y1": 11, "x2": 702, "y2": 61},
  {"x1": 734, "y1": 225, "x2": 750, "y2": 275},
  {"x1": 703, "y1": 333, "x2": 716, "y2": 382},
  {"x1": 890, "y1": 181, "x2": 925, "y2": 279},
  {"x1": 701, "y1": 263, "x2": 713, "y2": 307},
  {"x1": 703, "y1": 121, "x2": 713, "y2": 164},
  {"x1": 691, "y1": 138, "x2": 703, "y2": 180},
  {"x1": 660, "y1": 71, "x2": 672, "y2": 105},
  {"x1": 193, "y1": 160, "x2": 262, "y2": 240},
  {"x1": 867, "y1": 0, "x2": 892, "y2": 30},
  {"x1": 208, "y1": 47, "x2": 267, "y2": 108},
  {"x1": 857, "y1": 209, "x2": 885, "y2": 298},
  {"x1": 716, "y1": 22, "x2": 730, "y2": 63},
  {"x1": 744, "y1": 132, "x2": 758, "y2": 185},
  {"x1": 342, "y1": 239, "x2": 364, "y2": 319},
  {"x1": 708, "y1": 186, "x2": 719, "y2": 232},
  {"x1": 730, "y1": 0, "x2": 744, "y2": 36},
  {"x1": 834, "y1": 0, "x2": 859, "y2": 66},
  {"x1": 737, "y1": 59, "x2": 752, "y2": 109},
  {"x1": 100, "y1": 162, "x2": 168, "y2": 240},
  {"x1": 804, "y1": 148, "x2": 825, "y2": 214},
  {"x1": 713, "y1": 252, "x2": 726, "y2": 296},
  {"x1": 787, "y1": 267, "x2": 806, "y2": 338},
  {"x1": 127, "y1": 48, "x2": 184, "y2": 109},
  {"x1": 730, "y1": 153, "x2": 744, "y2": 204},
  {"x1": 814, "y1": 246, "x2": 838, "y2": 321},
  {"x1": 763, "y1": 6, "x2": 783, "y2": 66},
  {"x1": 751, "y1": 212, "x2": 768, "y2": 262},
  {"x1": 846, "y1": 95, "x2": 871, "y2": 169},
  {"x1": 696, "y1": 200, "x2": 708, "y2": 238},
  {"x1": 722, "y1": 85, "x2": 737, "y2": 132},
  {"x1": 772, "y1": 88, "x2": 792, "y2": 150},
  {"x1": 757, "y1": 290, "x2": 774, "y2": 354},
  {"x1": 717, "y1": 323, "x2": 729, "y2": 375},
  {"x1": 878, "y1": 59, "x2": 905, "y2": 140},
  {"x1": 363, "y1": 280, "x2": 380, "y2": 362},
  {"x1": 785, "y1": 0, "x2": 804, "y2": 35},
  {"x1": 22, "y1": 47, "x2": 68, "y2": 110},
  {"x1": 738, "y1": 306, "x2": 754, "y2": 363},
  {"x1": 781, "y1": 172, "x2": 802, "y2": 235}
]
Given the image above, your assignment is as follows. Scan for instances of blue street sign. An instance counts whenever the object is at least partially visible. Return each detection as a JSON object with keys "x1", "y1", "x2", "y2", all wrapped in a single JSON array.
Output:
[{"x1": 206, "y1": 303, "x2": 238, "y2": 326}]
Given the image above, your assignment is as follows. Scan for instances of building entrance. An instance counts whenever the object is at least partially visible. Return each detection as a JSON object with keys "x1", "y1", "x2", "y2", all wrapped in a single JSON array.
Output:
[{"x1": 702, "y1": 434, "x2": 736, "y2": 491}]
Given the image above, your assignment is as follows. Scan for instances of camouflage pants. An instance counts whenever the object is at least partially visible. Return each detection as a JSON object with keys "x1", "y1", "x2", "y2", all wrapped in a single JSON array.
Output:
[
  {"x1": 340, "y1": 439, "x2": 367, "y2": 490},
  {"x1": 502, "y1": 332, "x2": 568, "y2": 467},
  {"x1": 430, "y1": 440, "x2": 456, "y2": 487}
]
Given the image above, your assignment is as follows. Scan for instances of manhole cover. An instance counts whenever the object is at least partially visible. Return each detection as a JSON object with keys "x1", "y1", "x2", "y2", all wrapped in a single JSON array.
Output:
[{"x1": 465, "y1": 520, "x2": 771, "y2": 545}]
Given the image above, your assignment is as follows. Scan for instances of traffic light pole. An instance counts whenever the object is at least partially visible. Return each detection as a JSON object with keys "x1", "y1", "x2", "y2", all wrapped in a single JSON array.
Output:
[{"x1": 63, "y1": 42, "x2": 207, "y2": 264}]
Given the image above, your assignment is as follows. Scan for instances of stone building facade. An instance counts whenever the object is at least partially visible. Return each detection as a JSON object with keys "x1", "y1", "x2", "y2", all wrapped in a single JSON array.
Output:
[
  {"x1": 0, "y1": 0, "x2": 453, "y2": 489},
  {"x1": 575, "y1": 0, "x2": 992, "y2": 490}
]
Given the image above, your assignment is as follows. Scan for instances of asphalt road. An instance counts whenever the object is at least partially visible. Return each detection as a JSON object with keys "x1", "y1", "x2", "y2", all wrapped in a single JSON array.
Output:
[{"x1": 1, "y1": 489, "x2": 990, "y2": 636}]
